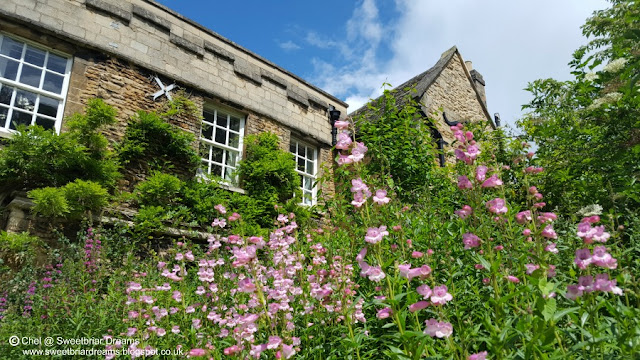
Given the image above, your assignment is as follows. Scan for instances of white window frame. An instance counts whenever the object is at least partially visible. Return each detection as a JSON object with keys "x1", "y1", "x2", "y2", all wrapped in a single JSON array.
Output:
[
  {"x1": 199, "y1": 105, "x2": 245, "y2": 186},
  {"x1": 290, "y1": 138, "x2": 318, "y2": 206},
  {"x1": 0, "y1": 33, "x2": 73, "y2": 136}
]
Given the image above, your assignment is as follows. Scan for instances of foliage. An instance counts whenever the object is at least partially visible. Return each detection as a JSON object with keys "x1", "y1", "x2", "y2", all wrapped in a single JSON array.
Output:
[
  {"x1": 116, "y1": 110, "x2": 200, "y2": 178},
  {"x1": 0, "y1": 231, "x2": 43, "y2": 273},
  {"x1": 352, "y1": 86, "x2": 441, "y2": 203},
  {"x1": 0, "y1": 99, "x2": 119, "y2": 191},
  {"x1": 236, "y1": 132, "x2": 303, "y2": 226},
  {"x1": 134, "y1": 171, "x2": 183, "y2": 207},
  {"x1": 520, "y1": 0, "x2": 640, "y2": 214},
  {"x1": 28, "y1": 180, "x2": 109, "y2": 219}
]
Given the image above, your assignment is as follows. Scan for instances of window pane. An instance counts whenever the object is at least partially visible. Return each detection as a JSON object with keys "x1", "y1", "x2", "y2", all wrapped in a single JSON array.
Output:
[
  {"x1": 1, "y1": 37, "x2": 23, "y2": 59},
  {"x1": 37, "y1": 95, "x2": 59, "y2": 117},
  {"x1": 303, "y1": 191, "x2": 312, "y2": 205},
  {"x1": 14, "y1": 89, "x2": 37, "y2": 111},
  {"x1": 201, "y1": 160, "x2": 211, "y2": 175},
  {"x1": 306, "y1": 160, "x2": 314, "y2": 174},
  {"x1": 9, "y1": 110, "x2": 33, "y2": 129},
  {"x1": 211, "y1": 164, "x2": 222, "y2": 177},
  {"x1": 0, "y1": 107, "x2": 8, "y2": 128},
  {"x1": 0, "y1": 85, "x2": 13, "y2": 105},
  {"x1": 304, "y1": 177, "x2": 313, "y2": 190},
  {"x1": 199, "y1": 144, "x2": 211, "y2": 159},
  {"x1": 225, "y1": 151, "x2": 237, "y2": 166},
  {"x1": 46, "y1": 53, "x2": 67, "y2": 73},
  {"x1": 203, "y1": 110, "x2": 215, "y2": 123},
  {"x1": 35, "y1": 116, "x2": 55, "y2": 130},
  {"x1": 216, "y1": 112, "x2": 228, "y2": 128},
  {"x1": 0, "y1": 57, "x2": 19, "y2": 80},
  {"x1": 229, "y1": 116, "x2": 240, "y2": 132},
  {"x1": 297, "y1": 157, "x2": 305, "y2": 172},
  {"x1": 214, "y1": 128, "x2": 226, "y2": 145},
  {"x1": 211, "y1": 146, "x2": 223, "y2": 163},
  {"x1": 308, "y1": 149, "x2": 315, "y2": 161},
  {"x1": 224, "y1": 167, "x2": 234, "y2": 182},
  {"x1": 289, "y1": 142, "x2": 296, "y2": 154},
  {"x1": 229, "y1": 132, "x2": 239, "y2": 148},
  {"x1": 24, "y1": 46, "x2": 46, "y2": 67},
  {"x1": 201, "y1": 122, "x2": 213, "y2": 141},
  {"x1": 19, "y1": 64, "x2": 42, "y2": 88},
  {"x1": 42, "y1": 72, "x2": 64, "y2": 94}
]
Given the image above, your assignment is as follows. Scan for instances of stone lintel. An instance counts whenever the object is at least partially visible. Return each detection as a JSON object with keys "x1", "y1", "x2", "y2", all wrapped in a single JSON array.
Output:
[
  {"x1": 287, "y1": 86, "x2": 309, "y2": 108},
  {"x1": 260, "y1": 69, "x2": 288, "y2": 89},
  {"x1": 85, "y1": 0, "x2": 132, "y2": 24},
  {"x1": 233, "y1": 58, "x2": 262, "y2": 85},
  {"x1": 203, "y1": 41, "x2": 235, "y2": 63},
  {"x1": 132, "y1": 4, "x2": 171, "y2": 32},
  {"x1": 169, "y1": 33, "x2": 204, "y2": 57}
]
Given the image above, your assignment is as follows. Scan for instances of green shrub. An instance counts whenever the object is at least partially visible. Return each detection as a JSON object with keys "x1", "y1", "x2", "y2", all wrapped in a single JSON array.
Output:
[
  {"x1": 28, "y1": 187, "x2": 69, "y2": 218},
  {"x1": 0, "y1": 99, "x2": 119, "y2": 191},
  {"x1": 63, "y1": 180, "x2": 109, "y2": 216},
  {"x1": 236, "y1": 132, "x2": 301, "y2": 226},
  {"x1": 116, "y1": 111, "x2": 199, "y2": 178},
  {"x1": 28, "y1": 180, "x2": 109, "y2": 219},
  {"x1": 134, "y1": 172, "x2": 183, "y2": 207},
  {"x1": 0, "y1": 231, "x2": 43, "y2": 272}
]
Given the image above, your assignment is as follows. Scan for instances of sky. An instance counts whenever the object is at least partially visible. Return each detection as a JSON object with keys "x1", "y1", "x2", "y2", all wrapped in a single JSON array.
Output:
[{"x1": 156, "y1": 0, "x2": 610, "y2": 133}]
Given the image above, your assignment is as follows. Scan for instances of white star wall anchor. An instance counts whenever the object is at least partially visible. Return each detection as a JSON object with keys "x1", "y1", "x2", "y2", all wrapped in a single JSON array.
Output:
[{"x1": 152, "y1": 76, "x2": 176, "y2": 101}]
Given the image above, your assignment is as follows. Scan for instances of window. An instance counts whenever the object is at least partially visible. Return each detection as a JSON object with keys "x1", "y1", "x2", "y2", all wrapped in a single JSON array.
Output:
[
  {"x1": 200, "y1": 106, "x2": 245, "y2": 185},
  {"x1": 0, "y1": 34, "x2": 72, "y2": 134},
  {"x1": 290, "y1": 138, "x2": 317, "y2": 205}
]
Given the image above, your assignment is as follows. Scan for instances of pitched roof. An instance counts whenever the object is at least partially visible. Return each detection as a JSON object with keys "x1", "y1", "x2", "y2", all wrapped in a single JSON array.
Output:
[{"x1": 350, "y1": 46, "x2": 494, "y2": 127}]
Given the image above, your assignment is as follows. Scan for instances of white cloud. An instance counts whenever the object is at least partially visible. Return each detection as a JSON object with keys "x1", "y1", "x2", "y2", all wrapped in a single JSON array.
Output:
[
  {"x1": 307, "y1": 0, "x2": 609, "y2": 126},
  {"x1": 278, "y1": 40, "x2": 301, "y2": 51}
]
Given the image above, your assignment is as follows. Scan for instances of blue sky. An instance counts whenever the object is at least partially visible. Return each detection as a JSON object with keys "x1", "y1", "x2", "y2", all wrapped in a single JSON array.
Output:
[{"x1": 157, "y1": 0, "x2": 609, "y2": 132}]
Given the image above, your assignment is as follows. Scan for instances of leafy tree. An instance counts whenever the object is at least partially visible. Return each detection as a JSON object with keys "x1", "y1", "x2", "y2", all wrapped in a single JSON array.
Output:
[{"x1": 520, "y1": 0, "x2": 640, "y2": 214}]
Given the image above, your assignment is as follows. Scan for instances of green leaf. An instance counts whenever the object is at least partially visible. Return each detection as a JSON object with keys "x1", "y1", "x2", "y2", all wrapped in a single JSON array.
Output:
[{"x1": 542, "y1": 298, "x2": 557, "y2": 322}]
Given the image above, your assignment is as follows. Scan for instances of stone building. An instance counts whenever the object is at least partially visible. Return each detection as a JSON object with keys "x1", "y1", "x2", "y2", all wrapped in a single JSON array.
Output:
[
  {"x1": 350, "y1": 46, "x2": 496, "y2": 166},
  {"x1": 0, "y1": 0, "x2": 348, "y2": 211}
]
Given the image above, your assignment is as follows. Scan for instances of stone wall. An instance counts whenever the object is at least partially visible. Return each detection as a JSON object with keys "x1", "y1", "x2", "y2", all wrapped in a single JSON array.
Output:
[
  {"x1": 0, "y1": 0, "x2": 348, "y2": 146},
  {"x1": 421, "y1": 53, "x2": 490, "y2": 146}
]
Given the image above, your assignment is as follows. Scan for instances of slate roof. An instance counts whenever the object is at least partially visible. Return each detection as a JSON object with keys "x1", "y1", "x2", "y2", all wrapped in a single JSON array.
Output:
[{"x1": 349, "y1": 46, "x2": 494, "y2": 127}]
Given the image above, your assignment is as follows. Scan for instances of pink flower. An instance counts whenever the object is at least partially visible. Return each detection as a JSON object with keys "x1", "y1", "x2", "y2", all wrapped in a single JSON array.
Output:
[
  {"x1": 506, "y1": 275, "x2": 520, "y2": 283},
  {"x1": 515, "y1": 210, "x2": 532, "y2": 224},
  {"x1": 212, "y1": 218, "x2": 226, "y2": 228},
  {"x1": 337, "y1": 152, "x2": 354, "y2": 166},
  {"x1": 424, "y1": 319, "x2": 453, "y2": 338},
  {"x1": 126, "y1": 328, "x2": 137, "y2": 336},
  {"x1": 350, "y1": 142, "x2": 368, "y2": 162},
  {"x1": 372, "y1": 190, "x2": 390, "y2": 205},
  {"x1": 365, "y1": 226, "x2": 389, "y2": 244},
  {"x1": 281, "y1": 344, "x2": 296, "y2": 359},
  {"x1": 481, "y1": 174, "x2": 503, "y2": 188},
  {"x1": 214, "y1": 204, "x2": 226, "y2": 214},
  {"x1": 351, "y1": 191, "x2": 367, "y2": 207},
  {"x1": 156, "y1": 328, "x2": 166, "y2": 336},
  {"x1": 462, "y1": 233, "x2": 482, "y2": 249},
  {"x1": 486, "y1": 198, "x2": 508, "y2": 214},
  {"x1": 356, "y1": 247, "x2": 368, "y2": 262},
  {"x1": 468, "y1": 351, "x2": 488, "y2": 360},
  {"x1": 335, "y1": 131, "x2": 352, "y2": 150},
  {"x1": 430, "y1": 285, "x2": 453, "y2": 305},
  {"x1": 366, "y1": 266, "x2": 386, "y2": 282},
  {"x1": 457, "y1": 175, "x2": 473, "y2": 189},
  {"x1": 350, "y1": 178, "x2": 370, "y2": 194},
  {"x1": 223, "y1": 345, "x2": 241, "y2": 356},
  {"x1": 523, "y1": 228, "x2": 532, "y2": 236},
  {"x1": 417, "y1": 284, "x2": 432, "y2": 299},
  {"x1": 407, "y1": 265, "x2": 432, "y2": 280},
  {"x1": 267, "y1": 336, "x2": 283, "y2": 350},
  {"x1": 465, "y1": 144, "x2": 481, "y2": 159},
  {"x1": 545, "y1": 243, "x2": 558, "y2": 254},
  {"x1": 334, "y1": 120, "x2": 350, "y2": 130},
  {"x1": 455, "y1": 205, "x2": 473, "y2": 219},
  {"x1": 592, "y1": 246, "x2": 617, "y2": 269},
  {"x1": 525, "y1": 264, "x2": 540, "y2": 274},
  {"x1": 566, "y1": 285, "x2": 583, "y2": 300},
  {"x1": 171, "y1": 326, "x2": 180, "y2": 334},
  {"x1": 376, "y1": 307, "x2": 393, "y2": 319},
  {"x1": 188, "y1": 348, "x2": 207, "y2": 357},
  {"x1": 228, "y1": 212, "x2": 241, "y2": 222},
  {"x1": 475, "y1": 166, "x2": 488, "y2": 182},
  {"x1": 409, "y1": 301, "x2": 430, "y2": 312},
  {"x1": 574, "y1": 248, "x2": 592, "y2": 269},
  {"x1": 411, "y1": 251, "x2": 423, "y2": 258},
  {"x1": 541, "y1": 225, "x2": 557, "y2": 239}
]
